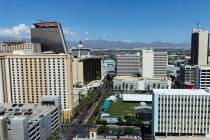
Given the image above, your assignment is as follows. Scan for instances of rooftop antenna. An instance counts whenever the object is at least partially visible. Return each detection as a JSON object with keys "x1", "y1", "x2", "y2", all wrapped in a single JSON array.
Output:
[{"x1": 196, "y1": 22, "x2": 199, "y2": 29}]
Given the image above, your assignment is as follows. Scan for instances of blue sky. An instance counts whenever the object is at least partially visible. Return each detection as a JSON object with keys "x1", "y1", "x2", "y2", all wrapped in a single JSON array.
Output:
[{"x1": 0, "y1": 0, "x2": 210, "y2": 43}]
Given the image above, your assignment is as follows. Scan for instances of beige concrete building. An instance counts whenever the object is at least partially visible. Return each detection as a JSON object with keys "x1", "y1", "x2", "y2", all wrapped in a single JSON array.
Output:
[
  {"x1": 0, "y1": 41, "x2": 41, "y2": 53},
  {"x1": 72, "y1": 58, "x2": 84, "y2": 86},
  {"x1": 0, "y1": 52, "x2": 73, "y2": 122}
]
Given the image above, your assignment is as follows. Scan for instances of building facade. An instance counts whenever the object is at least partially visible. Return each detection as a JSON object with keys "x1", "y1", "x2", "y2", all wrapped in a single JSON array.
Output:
[
  {"x1": 154, "y1": 51, "x2": 168, "y2": 77},
  {"x1": 72, "y1": 58, "x2": 84, "y2": 86},
  {"x1": 113, "y1": 76, "x2": 171, "y2": 92},
  {"x1": 71, "y1": 41, "x2": 91, "y2": 58},
  {"x1": 31, "y1": 22, "x2": 67, "y2": 54},
  {"x1": 0, "y1": 96, "x2": 60, "y2": 140},
  {"x1": 116, "y1": 53, "x2": 141, "y2": 76},
  {"x1": 101, "y1": 59, "x2": 116, "y2": 77},
  {"x1": 153, "y1": 89, "x2": 210, "y2": 136},
  {"x1": 0, "y1": 41, "x2": 41, "y2": 53},
  {"x1": 142, "y1": 47, "x2": 168, "y2": 78},
  {"x1": 191, "y1": 28, "x2": 209, "y2": 65},
  {"x1": 195, "y1": 65, "x2": 210, "y2": 89},
  {"x1": 179, "y1": 65, "x2": 196, "y2": 88},
  {"x1": 0, "y1": 53, "x2": 73, "y2": 122},
  {"x1": 82, "y1": 57, "x2": 102, "y2": 83}
]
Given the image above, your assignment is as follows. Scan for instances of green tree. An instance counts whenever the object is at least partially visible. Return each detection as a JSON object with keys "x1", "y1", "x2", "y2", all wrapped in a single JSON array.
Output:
[
  {"x1": 116, "y1": 117, "x2": 124, "y2": 125},
  {"x1": 130, "y1": 84, "x2": 134, "y2": 93}
]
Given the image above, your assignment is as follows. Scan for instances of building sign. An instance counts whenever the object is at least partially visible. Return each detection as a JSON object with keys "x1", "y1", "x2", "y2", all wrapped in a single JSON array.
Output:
[{"x1": 33, "y1": 22, "x2": 59, "y2": 28}]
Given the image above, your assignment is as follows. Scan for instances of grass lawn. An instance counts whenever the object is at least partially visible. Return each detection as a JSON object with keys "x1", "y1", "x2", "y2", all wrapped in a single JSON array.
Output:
[{"x1": 106, "y1": 98, "x2": 137, "y2": 117}]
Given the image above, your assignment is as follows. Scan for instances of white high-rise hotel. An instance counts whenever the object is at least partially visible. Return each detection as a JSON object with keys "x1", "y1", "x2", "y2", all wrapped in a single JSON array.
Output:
[
  {"x1": 153, "y1": 89, "x2": 210, "y2": 136},
  {"x1": 0, "y1": 52, "x2": 73, "y2": 122}
]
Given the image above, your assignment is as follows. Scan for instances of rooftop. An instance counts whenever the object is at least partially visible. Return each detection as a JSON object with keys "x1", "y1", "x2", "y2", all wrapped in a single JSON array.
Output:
[
  {"x1": 0, "y1": 103, "x2": 57, "y2": 128},
  {"x1": 156, "y1": 136, "x2": 210, "y2": 140},
  {"x1": 114, "y1": 76, "x2": 170, "y2": 81},
  {"x1": 153, "y1": 88, "x2": 210, "y2": 95}
]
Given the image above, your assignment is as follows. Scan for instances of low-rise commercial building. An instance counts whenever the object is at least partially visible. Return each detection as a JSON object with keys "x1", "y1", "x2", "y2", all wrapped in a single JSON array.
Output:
[{"x1": 113, "y1": 76, "x2": 171, "y2": 92}]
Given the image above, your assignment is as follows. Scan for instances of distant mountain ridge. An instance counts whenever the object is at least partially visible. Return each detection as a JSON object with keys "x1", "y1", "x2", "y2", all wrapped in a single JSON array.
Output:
[
  {"x1": 67, "y1": 40, "x2": 190, "y2": 49},
  {"x1": 0, "y1": 37, "x2": 190, "y2": 49}
]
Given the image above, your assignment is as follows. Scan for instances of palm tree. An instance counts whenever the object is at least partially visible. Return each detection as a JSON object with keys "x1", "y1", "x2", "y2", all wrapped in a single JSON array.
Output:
[
  {"x1": 147, "y1": 85, "x2": 150, "y2": 91},
  {"x1": 122, "y1": 83, "x2": 125, "y2": 93},
  {"x1": 153, "y1": 83, "x2": 156, "y2": 89},
  {"x1": 114, "y1": 85, "x2": 118, "y2": 91},
  {"x1": 125, "y1": 83, "x2": 128, "y2": 93},
  {"x1": 119, "y1": 85, "x2": 121, "y2": 91},
  {"x1": 130, "y1": 85, "x2": 134, "y2": 93},
  {"x1": 157, "y1": 84, "x2": 160, "y2": 89}
]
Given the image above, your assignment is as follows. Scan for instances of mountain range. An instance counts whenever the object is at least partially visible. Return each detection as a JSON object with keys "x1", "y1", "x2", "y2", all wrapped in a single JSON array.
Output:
[
  {"x1": 0, "y1": 37, "x2": 190, "y2": 49},
  {"x1": 67, "y1": 40, "x2": 190, "y2": 49}
]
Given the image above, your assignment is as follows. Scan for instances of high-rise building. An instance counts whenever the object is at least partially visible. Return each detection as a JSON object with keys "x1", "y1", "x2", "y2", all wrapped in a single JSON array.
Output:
[
  {"x1": 0, "y1": 96, "x2": 61, "y2": 140},
  {"x1": 72, "y1": 58, "x2": 84, "y2": 86},
  {"x1": 82, "y1": 57, "x2": 102, "y2": 83},
  {"x1": 0, "y1": 41, "x2": 41, "y2": 53},
  {"x1": 195, "y1": 65, "x2": 210, "y2": 89},
  {"x1": 31, "y1": 22, "x2": 67, "y2": 54},
  {"x1": 142, "y1": 47, "x2": 154, "y2": 77},
  {"x1": 153, "y1": 89, "x2": 210, "y2": 136},
  {"x1": 191, "y1": 28, "x2": 209, "y2": 65},
  {"x1": 142, "y1": 47, "x2": 168, "y2": 78},
  {"x1": 0, "y1": 52, "x2": 73, "y2": 122},
  {"x1": 116, "y1": 53, "x2": 141, "y2": 76},
  {"x1": 154, "y1": 51, "x2": 168, "y2": 77},
  {"x1": 179, "y1": 65, "x2": 196, "y2": 88}
]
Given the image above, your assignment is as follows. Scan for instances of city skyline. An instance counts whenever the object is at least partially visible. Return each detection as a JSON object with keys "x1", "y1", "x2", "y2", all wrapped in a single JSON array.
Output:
[{"x1": 0, "y1": 0, "x2": 210, "y2": 43}]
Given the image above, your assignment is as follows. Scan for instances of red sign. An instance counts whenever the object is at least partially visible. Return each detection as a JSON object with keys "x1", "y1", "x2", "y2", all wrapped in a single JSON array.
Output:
[{"x1": 33, "y1": 22, "x2": 59, "y2": 28}]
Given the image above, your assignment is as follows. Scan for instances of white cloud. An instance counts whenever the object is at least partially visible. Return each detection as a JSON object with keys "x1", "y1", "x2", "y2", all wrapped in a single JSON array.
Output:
[
  {"x1": 85, "y1": 31, "x2": 89, "y2": 35},
  {"x1": 0, "y1": 24, "x2": 30, "y2": 38},
  {"x1": 63, "y1": 29, "x2": 76, "y2": 41}
]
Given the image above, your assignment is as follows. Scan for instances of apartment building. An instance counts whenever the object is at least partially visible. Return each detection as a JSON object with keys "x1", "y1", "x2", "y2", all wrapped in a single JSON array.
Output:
[
  {"x1": 0, "y1": 41, "x2": 41, "y2": 53},
  {"x1": 153, "y1": 89, "x2": 210, "y2": 136},
  {"x1": 0, "y1": 52, "x2": 73, "y2": 122},
  {"x1": 0, "y1": 96, "x2": 60, "y2": 140}
]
